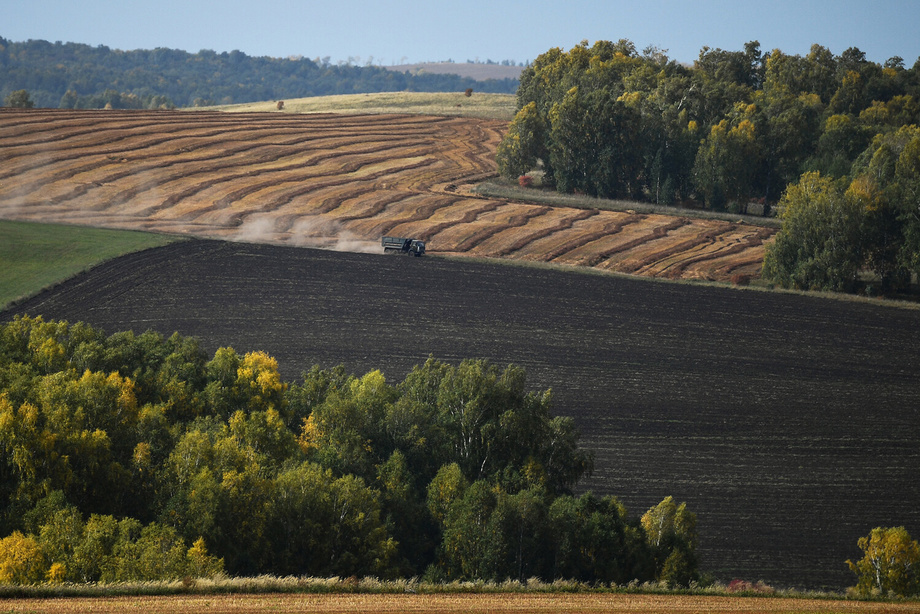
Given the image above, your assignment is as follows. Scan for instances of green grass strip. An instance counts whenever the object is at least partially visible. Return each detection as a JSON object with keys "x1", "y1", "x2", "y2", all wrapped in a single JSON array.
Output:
[{"x1": 0, "y1": 220, "x2": 179, "y2": 310}]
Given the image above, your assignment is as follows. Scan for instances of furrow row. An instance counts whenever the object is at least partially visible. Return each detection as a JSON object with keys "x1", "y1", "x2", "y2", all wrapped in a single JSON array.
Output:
[{"x1": 0, "y1": 109, "x2": 775, "y2": 282}]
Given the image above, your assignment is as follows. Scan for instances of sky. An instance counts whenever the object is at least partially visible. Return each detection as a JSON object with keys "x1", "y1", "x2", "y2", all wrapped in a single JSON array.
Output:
[{"x1": 3, "y1": 0, "x2": 920, "y2": 68}]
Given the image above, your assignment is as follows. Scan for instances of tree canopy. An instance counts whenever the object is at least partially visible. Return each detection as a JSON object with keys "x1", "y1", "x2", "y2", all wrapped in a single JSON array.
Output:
[
  {"x1": 848, "y1": 526, "x2": 920, "y2": 597},
  {"x1": 0, "y1": 316, "x2": 696, "y2": 584},
  {"x1": 497, "y1": 39, "x2": 920, "y2": 294}
]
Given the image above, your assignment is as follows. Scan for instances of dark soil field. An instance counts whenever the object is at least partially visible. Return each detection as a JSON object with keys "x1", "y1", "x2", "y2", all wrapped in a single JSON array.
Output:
[{"x1": 4, "y1": 239, "x2": 920, "y2": 591}]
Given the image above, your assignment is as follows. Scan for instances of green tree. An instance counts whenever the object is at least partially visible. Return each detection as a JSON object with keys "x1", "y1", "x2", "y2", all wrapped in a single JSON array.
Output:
[
  {"x1": 762, "y1": 171, "x2": 867, "y2": 291},
  {"x1": 640, "y1": 495, "x2": 699, "y2": 585},
  {"x1": 807, "y1": 113, "x2": 873, "y2": 178},
  {"x1": 548, "y1": 492, "x2": 649, "y2": 583},
  {"x1": 848, "y1": 526, "x2": 920, "y2": 597},
  {"x1": 110, "y1": 522, "x2": 190, "y2": 581},
  {"x1": 4, "y1": 90, "x2": 34, "y2": 108},
  {"x1": 692, "y1": 103, "x2": 762, "y2": 210},
  {"x1": 427, "y1": 462, "x2": 469, "y2": 526},
  {"x1": 896, "y1": 130, "x2": 920, "y2": 276},
  {"x1": 548, "y1": 86, "x2": 642, "y2": 199},
  {"x1": 496, "y1": 101, "x2": 547, "y2": 179},
  {"x1": 300, "y1": 369, "x2": 394, "y2": 479},
  {"x1": 438, "y1": 480, "x2": 503, "y2": 579}
]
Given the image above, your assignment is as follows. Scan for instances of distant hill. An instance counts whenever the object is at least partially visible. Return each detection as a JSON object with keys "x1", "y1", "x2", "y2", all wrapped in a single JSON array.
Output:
[
  {"x1": 0, "y1": 37, "x2": 519, "y2": 109},
  {"x1": 383, "y1": 62, "x2": 524, "y2": 81}
]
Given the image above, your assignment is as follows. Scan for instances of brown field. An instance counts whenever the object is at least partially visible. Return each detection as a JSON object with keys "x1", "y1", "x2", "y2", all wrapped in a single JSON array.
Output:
[
  {"x1": 0, "y1": 108, "x2": 773, "y2": 282},
  {"x1": 1, "y1": 592, "x2": 919, "y2": 614}
]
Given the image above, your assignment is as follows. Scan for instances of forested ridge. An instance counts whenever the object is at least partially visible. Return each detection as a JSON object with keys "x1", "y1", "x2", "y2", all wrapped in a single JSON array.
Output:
[
  {"x1": 0, "y1": 316, "x2": 697, "y2": 585},
  {"x1": 0, "y1": 36, "x2": 518, "y2": 109},
  {"x1": 497, "y1": 40, "x2": 920, "y2": 293}
]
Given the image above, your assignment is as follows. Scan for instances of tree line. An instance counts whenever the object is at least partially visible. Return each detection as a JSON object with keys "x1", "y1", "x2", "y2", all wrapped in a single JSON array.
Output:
[
  {"x1": 0, "y1": 37, "x2": 519, "y2": 109},
  {"x1": 496, "y1": 40, "x2": 920, "y2": 293},
  {"x1": 0, "y1": 316, "x2": 698, "y2": 585}
]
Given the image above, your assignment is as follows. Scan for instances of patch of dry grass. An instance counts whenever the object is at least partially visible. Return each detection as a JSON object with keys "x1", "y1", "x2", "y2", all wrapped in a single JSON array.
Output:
[
  {"x1": 197, "y1": 92, "x2": 518, "y2": 120},
  {"x1": 1, "y1": 591, "x2": 918, "y2": 614}
]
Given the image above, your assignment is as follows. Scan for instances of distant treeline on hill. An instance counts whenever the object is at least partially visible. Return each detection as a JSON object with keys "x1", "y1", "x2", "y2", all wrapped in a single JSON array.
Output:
[{"x1": 0, "y1": 37, "x2": 519, "y2": 109}]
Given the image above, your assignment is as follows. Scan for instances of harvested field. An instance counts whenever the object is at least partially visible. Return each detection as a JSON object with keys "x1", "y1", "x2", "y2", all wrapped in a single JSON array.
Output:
[
  {"x1": 5, "y1": 240, "x2": 919, "y2": 591},
  {"x1": 1, "y1": 592, "x2": 918, "y2": 614},
  {"x1": 0, "y1": 108, "x2": 773, "y2": 282}
]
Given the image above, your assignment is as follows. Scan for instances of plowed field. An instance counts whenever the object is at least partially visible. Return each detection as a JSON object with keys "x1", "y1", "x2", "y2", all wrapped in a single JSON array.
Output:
[
  {"x1": 6, "y1": 240, "x2": 919, "y2": 592},
  {"x1": 0, "y1": 108, "x2": 772, "y2": 281}
]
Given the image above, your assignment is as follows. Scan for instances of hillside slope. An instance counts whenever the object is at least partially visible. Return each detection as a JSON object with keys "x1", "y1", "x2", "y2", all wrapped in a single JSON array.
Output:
[
  {"x1": 0, "y1": 108, "x2": 773, "y2": 283},
  {"x1": 5, "y1": 239, "x2": 919, "y2": 590}
]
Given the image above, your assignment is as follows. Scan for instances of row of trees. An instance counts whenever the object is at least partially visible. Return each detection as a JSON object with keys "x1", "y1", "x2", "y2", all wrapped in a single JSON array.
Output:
[
  {"x1": 0, "y1": 37, "x2": 519, "y2": 109},
  {"x1": 0, "y1": 316, "x2": 697, "y2": 584},
  {"x1": 496, "y1": 40, "x2": 920, "y2": 293}
]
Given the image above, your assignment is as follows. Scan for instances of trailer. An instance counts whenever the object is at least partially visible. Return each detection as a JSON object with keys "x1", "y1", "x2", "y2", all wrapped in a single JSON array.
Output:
[{"x1": 382, "y1": 236, "x2": 425, "y2": 256}]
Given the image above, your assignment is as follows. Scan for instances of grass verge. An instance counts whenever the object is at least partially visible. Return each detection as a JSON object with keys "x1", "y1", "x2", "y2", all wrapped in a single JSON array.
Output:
[
  {"x1": 0, "y1": 220, "x2": 180, "y2": 310},
  {"x1": 473, "y1": 180, "x2": 783, "y2": 228},
  {"x1": 0, "y1": 575, "x2": 861, "y2": 599}
]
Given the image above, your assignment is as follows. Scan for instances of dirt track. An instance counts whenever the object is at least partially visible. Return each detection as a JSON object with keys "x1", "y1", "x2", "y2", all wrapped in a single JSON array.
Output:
[
  {"x1": 0, "y1": 108, "x2": 772, "y2": 282},
  {"x1": 5, "y1": 239, "x2": 919, "y2": 591}
]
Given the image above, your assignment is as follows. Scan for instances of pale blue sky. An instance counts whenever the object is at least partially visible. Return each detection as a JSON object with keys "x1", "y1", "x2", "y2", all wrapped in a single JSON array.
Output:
[{"x1": 3, "y1": 0, "x2": 919, "y2": 67}]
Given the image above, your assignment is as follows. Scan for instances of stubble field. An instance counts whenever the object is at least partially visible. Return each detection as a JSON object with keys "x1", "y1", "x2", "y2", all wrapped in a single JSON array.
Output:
[
  {"x1": 5, "y1": 239, "x2": 919, "y2": 592},
  {"x1": 0, "y1": 108, "x2": 772, "y2": 282},
  {"x1": 2, "y1": 592, "x2": 920, "y2": 614}
]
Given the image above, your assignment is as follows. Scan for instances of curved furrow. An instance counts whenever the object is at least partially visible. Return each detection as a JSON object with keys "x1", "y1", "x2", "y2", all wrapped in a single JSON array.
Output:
[
  {"x1": 456, "y1": 205, "x2": 554, "y2": 253},
  {"x1": 169, "y1": 157, "x2": 441, "y2": 226},
  {"x1": 541, "y1": 213, "x2": 650, "y2": 262},
  {"x1": 346, "y1": 195, "x2": 461, "y2": 240},
  {"x1": 202, "y1": 142, "x2": 431, "y2": 210},
  {"x1": 360, "y1": 192, "x2": 470, "y2": 244},
  {"x1": 0, "y1": 113, "x2": 438, "y2": 180},
  {"x1": 331, "y1": 195, "x2": 447, "y2": 240},
  {"x1": 671, "y1": 228, "x2": 776, "y2": 279},
  {"x1": 270, "y1": 190, "x2": 415, "y2": 234},
  {"x1": 0, "y1": 109, "x2": 775, "y2": 283},
  {"x1": 436, "y1": 121, "x2": 498, "y2": 170},
  {"x1": 613, "y1": 222, "x2": 738, "y2": 275},
  {"x1": 421, "y1": 200, "x2": 505, "y2": 247},
  {"x1": 0, "y1": 112, "x2": 464, "y2": 207},
  {"x1": 333, "y1": 191, "x2": 419, "y2": 223},
  {"x1": 648, "y1": 226, "x2": 775, "y2": 279},
  {"x1": 457, "y1": 122, "x2": 505, "y2": 170},
  {"x1": 0, "y1": 131, "x2": 266, "y2": 185},
  {"x1": 581, "y1": 217, "x2": 693, "y2": 268},
  {"x1": 35, "y1": 137, "x2": 431, "y2": 215},
  {"x1": 0, "y1": 112, "x2": 258, "y2": 152},
  {"x1": 0, "y1": 125, "x2": 370, "y2": 185},
  {"x1": 719, "y1": 254, "x2": 771, "y2": 276},
  {"x1": 491, "y1": 209, "x2": 601, "y2": 257},
  {"x1": 250, "y1": 156, "x2": 440, "y2": 212}
]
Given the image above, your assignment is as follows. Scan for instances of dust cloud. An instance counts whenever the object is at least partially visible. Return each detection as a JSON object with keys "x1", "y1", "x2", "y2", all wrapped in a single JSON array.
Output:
[{"x1": 232, "y1": 215, "x2": 379, "y2": 254}]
